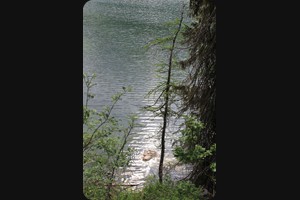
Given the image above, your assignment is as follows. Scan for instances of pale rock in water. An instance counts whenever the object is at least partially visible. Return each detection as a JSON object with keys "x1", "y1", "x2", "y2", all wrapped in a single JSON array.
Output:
[{"x1": 142, "y1": 150, "x2": 157, "y2": 161}]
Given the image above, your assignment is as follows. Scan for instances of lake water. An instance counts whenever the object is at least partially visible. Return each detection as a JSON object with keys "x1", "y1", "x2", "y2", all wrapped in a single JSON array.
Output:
[{"x1": 83, "y1": 0, "x2": 191, "y2": 187}]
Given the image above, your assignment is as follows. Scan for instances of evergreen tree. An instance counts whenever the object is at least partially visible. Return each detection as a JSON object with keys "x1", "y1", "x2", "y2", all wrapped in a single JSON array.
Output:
[{"x1": 175, "y1": 0, "x2": 216, "y2": 197}]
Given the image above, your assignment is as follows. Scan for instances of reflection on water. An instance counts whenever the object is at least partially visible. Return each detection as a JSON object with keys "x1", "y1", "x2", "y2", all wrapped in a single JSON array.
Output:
[{"x1": 83, "y1": 0, "x2": 191, "y2": 187}]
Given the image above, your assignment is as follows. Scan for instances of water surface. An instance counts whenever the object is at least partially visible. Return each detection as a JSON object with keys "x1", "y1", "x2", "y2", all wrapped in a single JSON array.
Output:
[{"x1": 83, "y1": 0, "x2": 190, "y2": 187}]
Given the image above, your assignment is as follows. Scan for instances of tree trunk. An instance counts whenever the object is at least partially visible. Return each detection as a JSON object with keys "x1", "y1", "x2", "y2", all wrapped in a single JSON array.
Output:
[{"x1": 158, "y1": 10, "x2": 184, "y2": 183}]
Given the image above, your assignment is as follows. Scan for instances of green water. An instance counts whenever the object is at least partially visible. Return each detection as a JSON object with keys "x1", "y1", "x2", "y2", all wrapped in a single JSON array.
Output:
[{"x1": 83, "y1": 0, "x2": 190, "y2": 186}]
